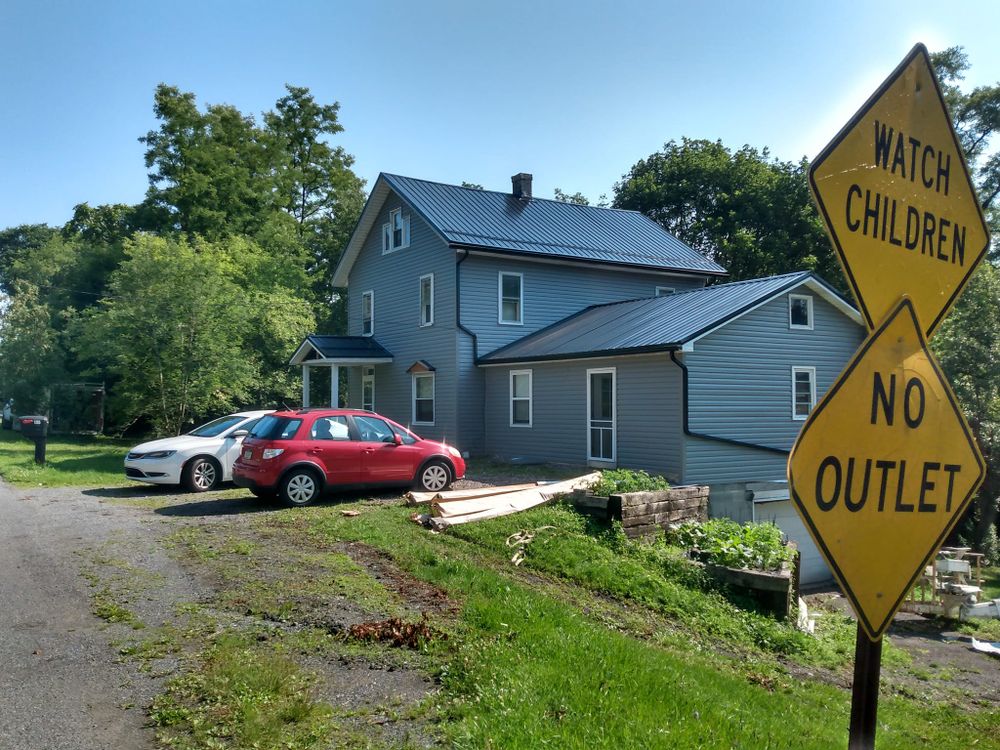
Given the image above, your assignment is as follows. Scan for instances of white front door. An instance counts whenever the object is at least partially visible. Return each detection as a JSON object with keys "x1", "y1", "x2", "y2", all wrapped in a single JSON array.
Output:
[{"x1": 587, "y1": 368, "x2": 616, "y2": 463}]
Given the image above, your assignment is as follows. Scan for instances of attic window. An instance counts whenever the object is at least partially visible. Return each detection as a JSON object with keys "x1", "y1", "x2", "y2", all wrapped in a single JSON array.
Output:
[
  {"x1": 789, "y1": 294, "x2": 813, "y2": 330},
  {"x1": 382, "y1": 208, "x2": 410, "y2": 253}
]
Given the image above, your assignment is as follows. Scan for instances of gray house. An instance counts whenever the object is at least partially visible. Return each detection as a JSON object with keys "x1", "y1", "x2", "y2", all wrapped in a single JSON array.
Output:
[{"x1": 291, "y1": 172, "x2": 866, "y2": 583}]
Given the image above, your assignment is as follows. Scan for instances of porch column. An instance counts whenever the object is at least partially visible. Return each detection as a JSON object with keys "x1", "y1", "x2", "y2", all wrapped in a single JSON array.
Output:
[
  {"x1": 331, "y1": 365, "x2": 340, "y2": 407},
  {"x1": 302, "y1": 364, "x2": 311, "y2": 407}
]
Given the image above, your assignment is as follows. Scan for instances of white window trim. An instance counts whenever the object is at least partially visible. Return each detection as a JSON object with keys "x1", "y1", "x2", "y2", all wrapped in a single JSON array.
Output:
[
  {"x1": 383, "y1": 208, "x2": 410, "y2": 254},
  {"x1": 789, "y1": 294, "x2": 814, "y2": 330},
  {"x1": 381, "y1": 223, "x2": 392, "y2": 253},
  {"x1": 412, "y1": 372, "x2": 435, "y2": 426},
  {"x1": 509, "y1": 369, "x2": 533, "y2": 428},
  {"x1": 361, "y1": 367, "x2": 375, "y2": 412},
  {"x1": 498, "y1": 271, "x2": 524, "y2": 325},
  {"x1": 655, "y1": 286, "x2": 675, "y2": 297},
  {"x1": 791, "y1": 366, "x2": 817, "y2": 421},
  {"x1": 586, "y1": 367, "x2": 616, "y2": 462},
  {"x1": 361, "y1": 290, "x2": 374, "y2": 337},
  {"x1": 419, "y1": 273, "x2": 434, "y2": 327}
]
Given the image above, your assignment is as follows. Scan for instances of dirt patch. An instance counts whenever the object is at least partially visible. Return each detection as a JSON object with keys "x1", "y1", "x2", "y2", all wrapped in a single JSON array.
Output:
[{"x1": 343, "y1": 541, "x2": 460, "y2": 618}]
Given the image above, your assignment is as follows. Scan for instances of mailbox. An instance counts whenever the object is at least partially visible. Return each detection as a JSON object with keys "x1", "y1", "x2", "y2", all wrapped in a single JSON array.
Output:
[{"x1": 19, "y1": 416, "x2": 49, "y2": 439}]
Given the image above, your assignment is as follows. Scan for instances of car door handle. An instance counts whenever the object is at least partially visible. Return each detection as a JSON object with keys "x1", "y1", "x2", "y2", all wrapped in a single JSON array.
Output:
[{"x1": 308, "y1": 449, "x2": 321, "y2": 455}]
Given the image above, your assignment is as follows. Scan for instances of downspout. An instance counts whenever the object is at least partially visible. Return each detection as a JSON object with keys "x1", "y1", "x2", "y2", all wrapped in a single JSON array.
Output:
[
  {"x1": 456, "y1": 248, "x2": 485, "y2": 454},
  {"x1": 669, "y1": 351, "x2": 790, "y2": 456}
]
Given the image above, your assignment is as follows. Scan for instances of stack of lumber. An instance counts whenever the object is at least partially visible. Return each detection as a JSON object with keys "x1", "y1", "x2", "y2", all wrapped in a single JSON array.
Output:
[{"x1": 407, "y1": 473, "x2": 601, "y2": 531}]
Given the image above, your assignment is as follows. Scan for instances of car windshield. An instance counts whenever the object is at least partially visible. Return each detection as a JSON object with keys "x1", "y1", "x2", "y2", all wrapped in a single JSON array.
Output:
[
  {"x1": 249, "y1": 415, "x2": 302, "y2": 440},
  {"x1": 188, "y1": 415, "x2": 246, "y2": 437}
]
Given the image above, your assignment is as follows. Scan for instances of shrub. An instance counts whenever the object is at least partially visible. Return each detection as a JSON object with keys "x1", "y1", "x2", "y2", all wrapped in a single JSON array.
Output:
[
  {"x1": 591, "y1": 468, "x2": 670, "y2": 497},
  {"x1": 666, "y1": 518, "x2": 793, "y2": 571}
]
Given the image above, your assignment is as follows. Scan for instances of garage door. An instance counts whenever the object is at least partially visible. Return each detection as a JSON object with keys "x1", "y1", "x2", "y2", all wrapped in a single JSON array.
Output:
[{"x1": 755, "y1": 499, "x2": 833, "y2": 587}]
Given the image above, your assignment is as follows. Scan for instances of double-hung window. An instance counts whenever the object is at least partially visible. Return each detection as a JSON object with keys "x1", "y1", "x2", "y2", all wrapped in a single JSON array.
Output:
[
  {"x1": 792, "y1": 366, "x2": 816, "y2": 420},
  {"x1": 419, "y1": 274, "x2": 434, "y2": 327},
  {"x1": 510, "y1": 370, "x2": 532, "y2": 427},
  {"x1": 789, "y1": 294, "x2": 814, "y2": 330},
  {"x1": 413, "y1": 373, "x2": 435, "y2": 425},
  {"x1": 499, "y1": 272, "x2": 523, "y2": 325},
  {"x1": 382, "y1": 208, "x2": 410, "y2": 253},
  {"x1": 361, "y1": 291, "x2": 373, "y2": 336}
]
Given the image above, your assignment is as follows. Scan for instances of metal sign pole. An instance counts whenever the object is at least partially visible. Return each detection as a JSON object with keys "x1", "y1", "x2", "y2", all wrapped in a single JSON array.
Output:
[{"x1": 847, "y1": 624, "x2": 882, "y2": 750}]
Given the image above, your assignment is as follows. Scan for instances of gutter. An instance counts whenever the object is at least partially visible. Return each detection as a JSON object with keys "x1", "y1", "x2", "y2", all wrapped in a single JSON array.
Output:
[
  {"x1": 455, "y1": 249, "x2": 480, "y2": 363},
  {"x1": 669, "y1": 351, "x2": 790, "y2": 456}
]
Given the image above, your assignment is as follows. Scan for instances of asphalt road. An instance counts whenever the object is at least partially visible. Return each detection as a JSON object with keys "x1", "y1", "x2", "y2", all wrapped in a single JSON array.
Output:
[{"x1": 0, "y1": 483, "x2": 153, "y2": 750}]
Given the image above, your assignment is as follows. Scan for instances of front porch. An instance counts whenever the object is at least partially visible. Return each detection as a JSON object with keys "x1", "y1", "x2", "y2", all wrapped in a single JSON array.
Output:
[{"x1": 289, "y1": 335, "x2": 393, "y2": 408}]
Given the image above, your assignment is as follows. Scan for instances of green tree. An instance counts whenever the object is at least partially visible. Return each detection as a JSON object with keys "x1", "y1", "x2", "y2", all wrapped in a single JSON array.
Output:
[
  {"x1": 0, "y1": 224, "x2": 58, "y2": 294},
  {"x1": 73, "y1": 236, "x2": 258, "y2": 434},
  {"x1": 0, "y1": 283, "x2": 67, "y2": 411},
  {"x1": 553, "y1": 188, "x2": 589, "y2": 205},
  {"x1": 934, "y1": 262, "x2": 1000, "y2": 559},
  {"x1": 612, "y1": 138, "x2": 841, "y2": 284}
]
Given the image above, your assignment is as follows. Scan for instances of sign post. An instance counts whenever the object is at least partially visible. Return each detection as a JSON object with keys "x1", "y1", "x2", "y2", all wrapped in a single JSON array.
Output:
[{"x1": 791, "y1": 43, "x2": 991, "y2": 749}]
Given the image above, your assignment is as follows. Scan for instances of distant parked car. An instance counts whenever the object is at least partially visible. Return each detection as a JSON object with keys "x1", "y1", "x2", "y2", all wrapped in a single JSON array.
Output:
[
  {"x1": 124, "y1": 410, "x2": 273, "y2": 492},
  {"x1": 232, "y1": 408, "x2": 466, "y2": 507}
]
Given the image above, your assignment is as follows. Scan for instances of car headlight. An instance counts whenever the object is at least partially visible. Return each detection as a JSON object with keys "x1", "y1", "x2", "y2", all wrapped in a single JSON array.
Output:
[
  {"x1": 144, "y1": 450, "x2": 176, "y2": 459},
  {"x1": 262, "y1": 448, "x2": 284, "y2": 460},
  {"x1": 447, "y1": 445, "x2": 462, "y2": 458}
]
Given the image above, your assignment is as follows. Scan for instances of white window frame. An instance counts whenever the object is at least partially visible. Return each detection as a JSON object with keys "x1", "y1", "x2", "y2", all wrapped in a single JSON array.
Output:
[
  {"x1": 789, "y1": 294, "x2": 814, "y2": 330},
  {"x1": 381, "y1": 223, "x2": 392, "y2": 253},
  {"x1": 498, "y1": 271, "x2": 524, "y2": 325},
  {"x1": 412, "y1": 372, "x2": 435, "y2": 426},
  {"x1": 587, "y1": 367, "x2": 617, "y2": 462},
  {"x1": 361, "y1": 290, "x2": 374, "y2": 337},
  {"x1": 419, "y1": 273, "x2": 434, "y2": 327},
  {"x1": 383, "y1": 208, "x2": 410, "y2": 254},
  {"x1": 361, "y1": 367, "x2": 375, "y2": 412},
  {"x1": 655, "y1": 286, "x2": 675, "y2": 296},
  {"x1": 791, "y1": 366, "x2": 816, "y2": 421},
  {"x1": 509, "y1": 369, "x2": 533, "y2": 428}
]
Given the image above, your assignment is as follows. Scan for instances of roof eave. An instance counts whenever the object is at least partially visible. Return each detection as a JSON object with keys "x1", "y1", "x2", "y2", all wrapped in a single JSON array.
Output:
[{"x1": 479, "y1": 344, "x2": 680, "y2": 367}]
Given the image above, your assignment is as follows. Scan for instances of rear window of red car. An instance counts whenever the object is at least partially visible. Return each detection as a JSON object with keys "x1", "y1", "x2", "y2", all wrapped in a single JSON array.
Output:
[{"x1": 249, "y1": 415, "x2": 302, "y2": 440}]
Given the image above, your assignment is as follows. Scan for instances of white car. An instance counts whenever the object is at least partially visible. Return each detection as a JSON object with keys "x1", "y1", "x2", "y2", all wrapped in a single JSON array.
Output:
[{"x1": 124, "y1": 410, "x2": 272, "y2": 492}]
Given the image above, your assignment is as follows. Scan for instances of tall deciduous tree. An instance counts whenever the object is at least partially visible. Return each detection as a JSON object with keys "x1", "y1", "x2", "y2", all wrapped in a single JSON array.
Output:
[{"x1": 612, "y1": 138, "x2": 842, "y2": 284}]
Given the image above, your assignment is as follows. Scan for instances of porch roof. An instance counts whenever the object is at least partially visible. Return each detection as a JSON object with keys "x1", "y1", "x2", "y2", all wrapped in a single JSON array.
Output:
[{"x1": 289, "y1": 335, "x2": 394, "y2": 366}]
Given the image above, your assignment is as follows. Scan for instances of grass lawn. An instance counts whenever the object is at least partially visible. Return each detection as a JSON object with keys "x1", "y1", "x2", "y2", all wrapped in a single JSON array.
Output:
[
  {"x1": 981, "y1": 566, "x2": 1000, "y2": 601},
  {"x1": 0, "y1": 428, "x2": 132, "y2": 487}
]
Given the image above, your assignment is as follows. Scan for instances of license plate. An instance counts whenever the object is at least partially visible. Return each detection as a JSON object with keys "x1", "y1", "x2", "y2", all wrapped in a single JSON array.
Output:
[{"x1": 243, "y1": 449, "x2": 253, "y2": 460}]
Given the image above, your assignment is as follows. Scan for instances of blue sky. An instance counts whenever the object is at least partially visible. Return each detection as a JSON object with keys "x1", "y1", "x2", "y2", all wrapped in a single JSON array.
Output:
[{"x1": 2, "y1": 0, "x2": 998, "y2": 228}]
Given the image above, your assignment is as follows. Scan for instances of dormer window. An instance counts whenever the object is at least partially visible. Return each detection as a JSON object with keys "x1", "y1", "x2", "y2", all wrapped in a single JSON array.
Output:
[
  {"x1": 789, "y1": 294, "x2": 814, "y2": 330},
  {"x1": 382, "y1": 208, "x2": 410, "y2": 253}
]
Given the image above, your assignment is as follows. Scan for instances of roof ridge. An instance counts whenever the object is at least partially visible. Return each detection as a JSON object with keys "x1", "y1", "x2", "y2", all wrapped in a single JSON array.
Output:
[{"x1": 382, "y1": 172, "x2": 645, "y2": 216}]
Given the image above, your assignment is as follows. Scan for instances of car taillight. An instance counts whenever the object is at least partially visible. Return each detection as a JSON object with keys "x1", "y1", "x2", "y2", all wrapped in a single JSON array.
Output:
[{"x1": 262, "y1": 448, "x2": 284, "y2": 460}]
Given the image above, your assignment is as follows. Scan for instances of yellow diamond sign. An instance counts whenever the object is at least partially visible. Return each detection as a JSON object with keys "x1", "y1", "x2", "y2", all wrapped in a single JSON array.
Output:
[
  {"x1": 787, "y1": 299, "x2": 984, "y2": 640},
  {"x1": 809, "y1": 43, "x2": 990, "y2": 338}
]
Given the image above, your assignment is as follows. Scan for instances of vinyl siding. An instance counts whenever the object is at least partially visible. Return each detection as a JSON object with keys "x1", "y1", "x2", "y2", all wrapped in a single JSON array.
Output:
[
  {"x1": 483, "y1": 355, "x2": 684, "y2": 480},
  {"x1": 461, "y1": 254, "x2": 707, "y2": 357},
  {"x1": 681, "y1": 291, "x2": 865, "y2": 484},
  {"x1": 346, "y1": 191, "x2": 458, "y2": 443}
]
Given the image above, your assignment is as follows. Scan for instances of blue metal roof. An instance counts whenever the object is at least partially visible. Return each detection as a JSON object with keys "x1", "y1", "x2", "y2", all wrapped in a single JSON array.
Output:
[
  {"x1": 290, "y1": 336, "x2": 393, "y2": 365},
  {"x1": 381, "y1": 174, "x2": 727, "y2": 276},
  {"x1": 480, "y1": 272, "x2": 859, "y2": 364}
]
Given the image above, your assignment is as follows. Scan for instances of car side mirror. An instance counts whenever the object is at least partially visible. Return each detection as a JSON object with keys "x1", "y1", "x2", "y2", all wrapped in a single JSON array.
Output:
[
  {"x1": 386, "y1": 434, "x2": 402, "y2": 446},
  {"x1": 230, "y1": 429, "x2": 249, "y2": 439}
]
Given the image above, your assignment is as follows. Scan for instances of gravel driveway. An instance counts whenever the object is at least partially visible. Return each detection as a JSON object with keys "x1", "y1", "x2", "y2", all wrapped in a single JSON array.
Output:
[{"x1": 0, "y1": 482, "x2": 167, "y2": 749}]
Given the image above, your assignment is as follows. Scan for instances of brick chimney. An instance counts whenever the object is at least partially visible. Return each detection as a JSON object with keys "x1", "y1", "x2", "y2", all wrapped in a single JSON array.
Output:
[{"x1": 511, "y1": 172, "x2": 533, "y2": 200}]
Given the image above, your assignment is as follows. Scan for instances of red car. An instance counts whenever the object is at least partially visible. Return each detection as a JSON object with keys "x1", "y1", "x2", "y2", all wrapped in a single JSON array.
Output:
[{"x1": 232, "y1": 408, "x2": 466, "y2": 507}]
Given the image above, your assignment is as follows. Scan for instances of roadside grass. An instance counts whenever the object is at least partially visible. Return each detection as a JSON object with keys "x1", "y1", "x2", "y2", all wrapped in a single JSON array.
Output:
[
  {"x1": 292, "y1": 501, "x2": 997, "y2": 749},
  {"x1": 0, "y1": 428, "x2": 131, "y2": 487}
]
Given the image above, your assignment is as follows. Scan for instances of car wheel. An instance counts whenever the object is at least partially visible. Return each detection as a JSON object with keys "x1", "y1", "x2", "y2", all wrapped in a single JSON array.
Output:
[
  {"x1": 279, "y1": 468, "x2": 321, "y2": 507},
  {"x1": 417, "y1": 460, "x2": 452, "y2": 492},
  {"x1": 182, "y1": 457, "x2": 220, "y2": 492}
]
